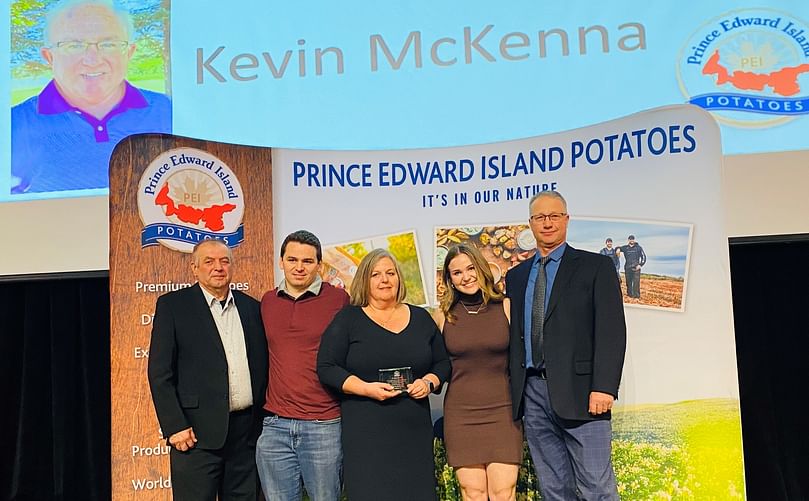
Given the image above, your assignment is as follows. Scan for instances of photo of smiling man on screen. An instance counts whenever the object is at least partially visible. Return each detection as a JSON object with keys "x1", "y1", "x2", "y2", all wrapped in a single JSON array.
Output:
[{"x1": 10, "y1": 0, "x2": 171, "y2": 195}]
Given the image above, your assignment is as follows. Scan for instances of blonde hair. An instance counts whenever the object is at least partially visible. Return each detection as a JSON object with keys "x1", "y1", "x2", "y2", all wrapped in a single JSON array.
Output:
[
  {"x1": 349, "y1": 249, "x2": 407, "y2": 306},
  {"x1": 439, "y1": 244, "x2": 502, "y2": 323}
]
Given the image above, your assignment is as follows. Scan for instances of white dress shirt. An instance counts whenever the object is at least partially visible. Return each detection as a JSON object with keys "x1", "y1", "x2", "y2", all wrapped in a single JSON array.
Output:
[{"x1": 200, "y1": 286, "x2": 254, "y2": 411}]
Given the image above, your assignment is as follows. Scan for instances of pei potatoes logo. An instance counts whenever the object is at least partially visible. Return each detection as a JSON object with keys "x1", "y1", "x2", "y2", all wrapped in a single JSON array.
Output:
[
  {"x1": 677, "y1": 8, "x2": 809, "y2": 127},
  {"x1": 137, "y1": 147, "x2": 245, "y2": 252}
]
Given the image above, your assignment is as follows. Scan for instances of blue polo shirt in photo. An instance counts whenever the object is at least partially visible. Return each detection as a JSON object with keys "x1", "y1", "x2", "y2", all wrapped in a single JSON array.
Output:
[{"x1": 11, "y1": 79, "x2": 172, "y2": 194}]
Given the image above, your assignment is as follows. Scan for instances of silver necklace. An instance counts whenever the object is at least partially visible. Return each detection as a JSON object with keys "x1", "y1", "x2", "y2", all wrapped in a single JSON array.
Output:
[{"x1": 368, "y1": 304, "x2": 398, "y2": 325}]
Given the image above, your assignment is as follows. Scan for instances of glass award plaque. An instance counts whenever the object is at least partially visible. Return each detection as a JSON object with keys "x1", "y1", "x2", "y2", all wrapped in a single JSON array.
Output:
[{"x1": 378, "y1": 366, "x2": 413, "y2": 391}]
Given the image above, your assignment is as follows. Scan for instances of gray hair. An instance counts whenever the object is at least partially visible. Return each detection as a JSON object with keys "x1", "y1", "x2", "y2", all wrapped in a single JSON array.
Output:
[
  {"x1": 44, "y1": 0, "x2": 135, "y2": 44},
  {"x1": 349, "y1": 248, "x2": 407, "y2": 306},
  {"x1": 191, "y1": 239, "x2": 233, "y2": 265},
  {"x1": 528, "y1": 190, "x2": 567, "y2": 214}
]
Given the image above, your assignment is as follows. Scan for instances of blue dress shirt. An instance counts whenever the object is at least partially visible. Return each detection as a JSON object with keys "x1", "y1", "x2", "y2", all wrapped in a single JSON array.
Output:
[{"x1": 523, "y1": 242, "x2": 567, "y2": 368}]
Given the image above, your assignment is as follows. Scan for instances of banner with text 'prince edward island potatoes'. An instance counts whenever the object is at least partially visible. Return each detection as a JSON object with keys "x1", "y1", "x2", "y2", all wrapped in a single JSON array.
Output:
[
  {"x1": 273, "y1": 105, "x2": 744, "y2": 499},
  {"x1": 109, "y1": 134, "x2": 274, "y2": 500}
]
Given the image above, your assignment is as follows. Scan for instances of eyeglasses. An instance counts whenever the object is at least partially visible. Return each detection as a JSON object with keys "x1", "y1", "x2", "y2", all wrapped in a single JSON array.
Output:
[
  {"x1": 54, "y1": 40, "x2": 130, "y2": 55},
  {"x1": 529, "y1": 212, "x2": 567, "y2": 223}
]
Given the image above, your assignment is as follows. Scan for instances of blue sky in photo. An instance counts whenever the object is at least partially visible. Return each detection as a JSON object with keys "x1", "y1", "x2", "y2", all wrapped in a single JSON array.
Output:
[{"x1": 568, "y1": 219, "x2": 691, "y2": 278}]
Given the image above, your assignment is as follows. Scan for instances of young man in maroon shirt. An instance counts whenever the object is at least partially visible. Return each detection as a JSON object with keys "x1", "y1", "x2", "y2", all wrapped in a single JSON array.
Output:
[{"x1": 256, "y1": 230, "x2": 349, "y2": 500}]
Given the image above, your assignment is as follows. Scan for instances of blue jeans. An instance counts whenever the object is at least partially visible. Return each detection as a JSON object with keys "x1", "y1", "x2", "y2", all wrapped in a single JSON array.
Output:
[{"x1": 255, "y1": 414, "x2": 342, "y2": 501}]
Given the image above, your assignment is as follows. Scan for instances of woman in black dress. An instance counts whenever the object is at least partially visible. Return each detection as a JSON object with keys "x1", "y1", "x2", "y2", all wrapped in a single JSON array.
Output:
[{"x1": 317, "y1": 248, "x2": 451, "y2": 501}]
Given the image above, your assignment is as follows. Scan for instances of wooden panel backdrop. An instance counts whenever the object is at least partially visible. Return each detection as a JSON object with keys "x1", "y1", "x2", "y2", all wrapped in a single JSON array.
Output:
[{"x1": 109, "y1": 134, "x2": 274, "y2": 499}]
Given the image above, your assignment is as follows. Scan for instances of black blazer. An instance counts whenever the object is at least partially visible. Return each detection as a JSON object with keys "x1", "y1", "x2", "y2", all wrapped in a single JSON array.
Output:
[
  {"x1": 506, "y1": 245, "x2": 626, "y2": 421},
  {"x1": 147, "y1": 284, "x2": 267, "y2": 449}
]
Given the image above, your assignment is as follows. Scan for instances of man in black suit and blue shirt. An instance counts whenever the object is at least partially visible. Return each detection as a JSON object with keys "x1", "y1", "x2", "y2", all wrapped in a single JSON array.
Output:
[
  {"x1": 148, "y1": 239, "x2": 267, "y2": 500},
  {"x1": 506, "y1": 191, "x2": 626, "y2": 500}
]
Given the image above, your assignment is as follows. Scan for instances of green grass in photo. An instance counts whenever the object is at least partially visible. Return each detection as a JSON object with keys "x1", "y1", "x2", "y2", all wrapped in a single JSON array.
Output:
[
  {"x1": 387, "y1": 232, "x2": 426, "y2": 305},
  {"x1": 612, "y1": 398, "x2": 744, "y2": 500},
  {"x1": 434, "y1": 398, "x2": 745, "y2": 500}
]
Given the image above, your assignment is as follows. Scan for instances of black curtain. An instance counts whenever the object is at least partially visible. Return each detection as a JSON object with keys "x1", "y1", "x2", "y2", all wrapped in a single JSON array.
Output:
[
  {"x1": 730, "y1": 239, "x2": 809, "y2": 501},
  {"x1": 0, "y1": 278, "x2": 110, "y2": 501},
  {"x1": 2, "y1": 240, "x2": 808, "y2": 500}
]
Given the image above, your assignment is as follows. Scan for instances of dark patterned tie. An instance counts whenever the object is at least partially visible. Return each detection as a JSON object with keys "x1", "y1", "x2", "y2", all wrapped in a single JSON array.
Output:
[{"x1": 531, "y1": 255, "x2": 551, "y2": 368}]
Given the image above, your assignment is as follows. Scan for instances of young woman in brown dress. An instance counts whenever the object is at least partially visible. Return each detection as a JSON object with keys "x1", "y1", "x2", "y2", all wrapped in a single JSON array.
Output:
[{"x1": 434, "y1": 244, "x2": 523, "y2": 501}]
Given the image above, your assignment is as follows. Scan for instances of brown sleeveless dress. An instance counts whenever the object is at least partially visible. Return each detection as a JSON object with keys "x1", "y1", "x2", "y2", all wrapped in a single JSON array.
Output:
[{"x1": 442, "y1": 300, "x2": 523, "y2": 467}]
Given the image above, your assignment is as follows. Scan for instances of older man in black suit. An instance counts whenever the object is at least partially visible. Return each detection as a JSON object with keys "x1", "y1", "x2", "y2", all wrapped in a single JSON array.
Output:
[
  {"x1": 506, "y1": 191, "x2": 626, "y2": 501},
  {"x1": 148, "y1": 239, "x2": 267, "y2": 500}
]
